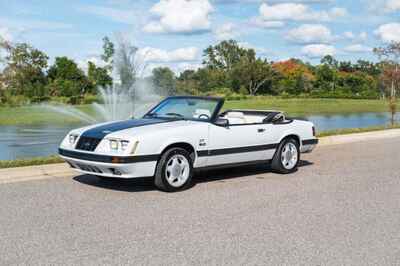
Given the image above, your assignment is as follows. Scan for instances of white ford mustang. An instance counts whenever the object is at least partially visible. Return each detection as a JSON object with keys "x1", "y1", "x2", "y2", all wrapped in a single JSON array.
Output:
[{"x1": 59, "y1": 96, "x2": 318, "y2": 192}]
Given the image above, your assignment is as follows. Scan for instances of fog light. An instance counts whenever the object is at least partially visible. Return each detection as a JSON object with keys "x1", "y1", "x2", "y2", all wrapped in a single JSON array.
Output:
[{"x1": 109, "y1": 168, "x2": 122, "y2": 176}]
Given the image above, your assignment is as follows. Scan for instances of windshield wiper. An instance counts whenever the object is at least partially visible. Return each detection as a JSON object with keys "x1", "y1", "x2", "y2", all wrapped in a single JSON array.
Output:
[
  {"x1": 165, "y1": 112, "x2": 184, "y2": 118},
  {"x1": 144, "y1": 113, "x2": 158, "y2": 118}
]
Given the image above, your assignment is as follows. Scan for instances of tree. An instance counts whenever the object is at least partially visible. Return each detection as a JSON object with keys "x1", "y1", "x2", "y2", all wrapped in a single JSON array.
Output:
[
  {"x1": 203, "y1": 40, "x2": 255, "y2": 71},
  {"x1": 321, "y1": 55, "x2": 338, "y2": 69},
  {"x1": 101, "y1": 36, "x2": 115, "y2": 73},
  {"x1": 152, "y1": 67, "x2": 176, "y2": 95},
  {"x1": 374, "y1": 42, "x2": 400, "y2": 125},
  {"x1": 272, "y1": 59, "x2": 314, "y2": 95},
  {"x1": 1, "y1": 42, "x2": 49, "y2": 98},
  {"x1": 114, "y1": 37, "x2": 141, "y2": 90},
  {"x1": 87, "y1": 61, "x2": 113, "y2": 90},
  {"x1": 231, "y1": 57, "x2": 276, "y2": 95},
  {"x1": 374, "y1": 42, "x2": 400, "y2": 98},
  {"x1": 47, "y1": 57, "x2": 90, "y2": 97}
]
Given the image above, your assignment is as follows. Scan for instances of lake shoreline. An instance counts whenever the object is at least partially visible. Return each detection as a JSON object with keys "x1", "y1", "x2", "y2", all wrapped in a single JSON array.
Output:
[
  {"x1": 1, "y1": 125, "x2": 399, "y2": 169},
  {"x1": 0, "y1": 97, "x2": 394, "y2": 126}
]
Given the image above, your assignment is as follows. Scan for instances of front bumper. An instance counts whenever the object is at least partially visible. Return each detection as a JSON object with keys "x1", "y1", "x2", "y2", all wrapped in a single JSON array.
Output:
[{"x1": 59, "y1": 148, "x2": 158, "y2": 178}]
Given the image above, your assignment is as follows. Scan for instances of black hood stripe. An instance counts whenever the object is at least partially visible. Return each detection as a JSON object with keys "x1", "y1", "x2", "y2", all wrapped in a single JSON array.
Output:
[{"x1": 81, "y1": 118, "x2": 168, "y2": 139}]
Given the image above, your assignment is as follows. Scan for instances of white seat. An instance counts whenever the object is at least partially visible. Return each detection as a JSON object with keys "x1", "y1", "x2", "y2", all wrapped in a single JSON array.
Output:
[{"x1": 226, "y1": 111, "x2": 246, "y2": 124}]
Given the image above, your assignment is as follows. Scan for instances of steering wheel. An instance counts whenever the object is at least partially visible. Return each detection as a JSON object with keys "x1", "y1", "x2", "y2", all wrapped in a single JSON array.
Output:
[{"x1": 198, "y1": 114, "x2": 210, "y2": 120}]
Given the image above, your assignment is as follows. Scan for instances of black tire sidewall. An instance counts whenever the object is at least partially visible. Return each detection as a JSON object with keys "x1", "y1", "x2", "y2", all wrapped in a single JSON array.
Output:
[
  {"x1": 272, "y1": 138, "x2": 300, "y2": 174},
  {"x1": 155, "y1": 148, "x2": 194, "y2": 192}
]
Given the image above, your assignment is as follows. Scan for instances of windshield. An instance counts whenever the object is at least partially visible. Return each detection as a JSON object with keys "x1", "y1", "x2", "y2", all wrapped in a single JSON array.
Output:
[{"x1": 145, "y1": 97, "x2": 220, "y2": 121}]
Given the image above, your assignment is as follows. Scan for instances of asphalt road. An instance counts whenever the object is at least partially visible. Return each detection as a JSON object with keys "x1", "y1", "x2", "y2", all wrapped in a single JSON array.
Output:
[{"x1": 1, "y1": 137, "x2": 400, "y2": 265}]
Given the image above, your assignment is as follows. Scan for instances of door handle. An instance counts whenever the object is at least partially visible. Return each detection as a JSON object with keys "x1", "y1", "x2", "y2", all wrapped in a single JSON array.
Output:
[{"x1": 257, "y1": 128, "x2": 266, "y2": 133}]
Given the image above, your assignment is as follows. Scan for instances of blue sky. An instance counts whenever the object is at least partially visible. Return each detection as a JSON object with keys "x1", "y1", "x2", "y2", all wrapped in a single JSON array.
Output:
[{"x1": 0, "y1": 0, "x2": 399, "y2": 74}]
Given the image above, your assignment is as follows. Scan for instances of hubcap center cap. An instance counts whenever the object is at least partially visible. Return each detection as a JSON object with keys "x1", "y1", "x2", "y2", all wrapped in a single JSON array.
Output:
[{"x1": 172, "y1": 165, "x2": 181, "y2": 177}]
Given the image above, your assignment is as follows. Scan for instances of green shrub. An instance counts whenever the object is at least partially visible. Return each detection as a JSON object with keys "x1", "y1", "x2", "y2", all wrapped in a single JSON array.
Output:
[
  {"x1": 49, "y1": 96, "x2": 70, "y2": 104},
  {"x1": 31, "y1": 95, "x2": 51, "y2": 103},
  {"x1": 82, "y1": 94, "x2": 99, "y2": 104},
  {"x1": 68, "y1": 95, "x2": 83, "y2": 105}
]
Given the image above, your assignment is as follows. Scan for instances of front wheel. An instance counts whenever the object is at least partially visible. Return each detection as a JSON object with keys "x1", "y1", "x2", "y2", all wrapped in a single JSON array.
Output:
[
  {"x1": 154, "y1": 148, "x2": 193, "y2": 192},
  {"x1": 271, "y1": 138, "x2": 300, "y2": 174}
]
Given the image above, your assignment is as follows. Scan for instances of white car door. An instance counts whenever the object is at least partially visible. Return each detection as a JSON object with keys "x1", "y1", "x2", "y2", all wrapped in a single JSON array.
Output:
[{"x1": 205, "y1": 123, "x2": 272, "y2": 166}]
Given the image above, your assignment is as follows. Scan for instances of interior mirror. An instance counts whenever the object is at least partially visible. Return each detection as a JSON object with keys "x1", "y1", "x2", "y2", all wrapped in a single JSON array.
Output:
[{"x1": 215, "y1": 118, "x2": 229, "y2": 127}]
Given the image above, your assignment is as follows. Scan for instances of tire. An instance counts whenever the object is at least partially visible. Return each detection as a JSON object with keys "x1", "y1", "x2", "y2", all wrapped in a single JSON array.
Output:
[
  {"x1": 154, "y1": 147, "x2": 194, "y2": 192},
  {"x1": 271, "y1": 138, "x2": 300, "y2": 174}
]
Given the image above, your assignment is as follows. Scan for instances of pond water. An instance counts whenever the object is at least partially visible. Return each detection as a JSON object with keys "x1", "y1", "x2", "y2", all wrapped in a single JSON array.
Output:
[{"x1": 0, "y1": 112, "x2": 398, "y2": 161}]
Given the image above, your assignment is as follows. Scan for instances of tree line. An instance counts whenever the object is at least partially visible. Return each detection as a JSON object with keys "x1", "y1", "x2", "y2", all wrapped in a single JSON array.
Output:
[{"x1": 0, "y1": 37, "x2": 399, "y2": 106}]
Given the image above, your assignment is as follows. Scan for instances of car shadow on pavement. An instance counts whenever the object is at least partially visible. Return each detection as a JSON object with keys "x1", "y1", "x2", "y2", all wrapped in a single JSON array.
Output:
[
  {"x1": 194, "y1": 160, "x2": 313, "y2": 184},
  {"x1": 73, "y1": 175, "x2": 155, "y2": 192},
  {"x1": 72, "y1": 160, "x2": 313, "y2": 192}
]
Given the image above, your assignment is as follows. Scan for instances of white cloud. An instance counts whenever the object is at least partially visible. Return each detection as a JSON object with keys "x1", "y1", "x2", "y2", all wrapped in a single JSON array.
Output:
[
  {"x1": 359, "y1": 32, "x2": 368, "y2": 41},
  {"x1": 78, "y1": 5, "x2": 137, "y2": 24},
  {"x1": 78, "y1": 57, "x2": 107, "y2": 73},
  {"x1": 214, "y1": 23, "x2": 239, "y2": 40},
  {"x1": 343, "y1": 44, "x2": 372, "y2": 53},
  {"x1": 374, "y1": 23, "x2": 400, "y2": 43},
  {"x1": 176, "y1": 62, "x2": 202, "y2": 73},
  {"x1": 344, "y1": 31, "x2": 368, "y2": 42},
  {"x1": 238, "y1": 42, "x2": 276, "y2": 57},
  {"x1": 301, "y1": 44, "x2": 336, "y2": 58},
  {"x1": 259, "y1": 2, "x2": 346, "y2": 22},
  {"x1": 249, "y1": 18, "x2": 285, "y2": 29},
  {"x1": 143, "y1": 0, "x2": 214, "y2": 34},
  {"x1": 384, "y1": 0, "x2": 400, "y2": 12},
  {"x1": 286, "y1": 24, "x2": 333, "y2": 44},
  {"x1": 138, "y1": 47, "x2": 199, "y2": 62},
  {"x1": 0, "y1": 27, "x2": 13, "y2": 41},
  {"x1": 344, "y1": 31, "x2": 354, "y2": 39}
]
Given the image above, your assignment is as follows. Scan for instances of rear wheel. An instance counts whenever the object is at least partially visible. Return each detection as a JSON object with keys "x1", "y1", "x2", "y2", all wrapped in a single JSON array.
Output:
[
  {"x1": 154, "y1": 148, "x2": 193, "y2": 192},
  {"x1": 271, "y1": 138, "x2": 300, "y2": 174}
]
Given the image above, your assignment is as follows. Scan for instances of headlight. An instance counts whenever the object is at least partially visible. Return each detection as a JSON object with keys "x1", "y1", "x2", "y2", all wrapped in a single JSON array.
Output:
[
  {"x1": 109, "y1": 139, "x2": 130, "y2": 152},
  {"x1": 121, "y1": 140, "x2": 129, "y2": 151},
  {"x1": 109, "y1": 139, "x2": 119, "y2": 151},
  {"x1": 69, "y1": 134, "x2": 79, "y2": 145}
]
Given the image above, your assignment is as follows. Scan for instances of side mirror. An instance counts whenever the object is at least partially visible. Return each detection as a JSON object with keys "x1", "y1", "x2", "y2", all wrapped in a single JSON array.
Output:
[{"x1": 215, "y1": 118, "x2": 229, "y2": 127}]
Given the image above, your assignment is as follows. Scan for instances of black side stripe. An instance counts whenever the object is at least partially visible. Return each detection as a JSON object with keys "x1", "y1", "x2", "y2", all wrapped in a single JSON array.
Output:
[
  {"x1": 197, "y1": 143, "x2": 278, "y2": 157},
  {"x1": 59, "y1": 149, "x2": 159, "y2": 164},
  {"x1": 302, "y1": 139, "x2": 319, "y2": 145},
  {"x1": 198, "y1": 139, "x2": 318, "y2": 157}
]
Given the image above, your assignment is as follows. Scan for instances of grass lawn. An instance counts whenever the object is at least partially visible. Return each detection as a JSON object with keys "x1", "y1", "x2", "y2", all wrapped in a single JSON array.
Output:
[
  {"x1": 224, "y1": 97, "x2": 391, "y2": 115},
  {"x1": 0, "y1": 105, "x2": 94, "y2": 126},
  {"x1": 0, "y1": 97, "x2": 393, "y2": 126}
]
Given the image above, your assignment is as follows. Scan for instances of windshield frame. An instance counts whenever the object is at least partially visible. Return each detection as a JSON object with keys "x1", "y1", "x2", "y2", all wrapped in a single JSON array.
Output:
[{"x1": 143, "y1": 96, "x2": 224, "y2": 122}]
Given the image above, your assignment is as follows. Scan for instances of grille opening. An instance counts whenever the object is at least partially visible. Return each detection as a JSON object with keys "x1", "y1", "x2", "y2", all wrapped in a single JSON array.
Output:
[
  {"x1": 76, "y1": 164, "x2": 103, "y2": 173},
  {"x1": 76, "y1": 137, "x2": 101, "y2": 151}
]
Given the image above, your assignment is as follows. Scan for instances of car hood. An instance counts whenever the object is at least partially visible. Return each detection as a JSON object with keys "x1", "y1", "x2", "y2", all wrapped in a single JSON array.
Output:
[
  {"x1": 77, "y1": 118, "x2": 168, "y2": 139},
  {"x1": 74, "y1": 118, "x2": 204, "y2": 140}
]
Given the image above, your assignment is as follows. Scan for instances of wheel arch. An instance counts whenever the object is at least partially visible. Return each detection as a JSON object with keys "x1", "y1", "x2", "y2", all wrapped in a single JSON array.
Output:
[
  {"x1": 160, "y1": 142, "x2": 196, "y2": 163},
  {"x1": 279, "y1": 133, "x2": 301, "y2": 147}
]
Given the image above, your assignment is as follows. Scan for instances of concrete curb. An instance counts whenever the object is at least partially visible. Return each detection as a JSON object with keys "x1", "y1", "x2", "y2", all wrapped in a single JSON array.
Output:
[
  {"x1": 1, "y1": 128, "x2": 400, "y2": 184},
  {"x1": 0, "y1": 163, "x2": 74, "y2": 184},
  {"x1": 319, "y1": 128, "x2": 400, "y2": 146}
]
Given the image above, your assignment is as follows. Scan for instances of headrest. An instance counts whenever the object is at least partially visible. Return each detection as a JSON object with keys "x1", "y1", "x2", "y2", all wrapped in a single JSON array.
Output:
[{"x1": 194, "y1": 109, "x2": 211, "y2": 118}]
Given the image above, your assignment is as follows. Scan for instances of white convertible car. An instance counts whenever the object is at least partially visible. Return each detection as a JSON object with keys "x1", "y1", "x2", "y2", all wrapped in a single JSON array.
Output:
[{"x1": 59, "y1": 96, "x2": 318, "y2": 191}]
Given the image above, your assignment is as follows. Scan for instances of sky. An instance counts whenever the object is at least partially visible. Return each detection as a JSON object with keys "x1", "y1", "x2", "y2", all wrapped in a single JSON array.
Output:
[{"x1": 0, "y1": 0, "x2": 399, "y2": 74}]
